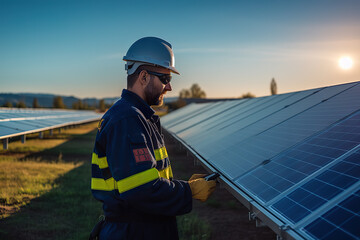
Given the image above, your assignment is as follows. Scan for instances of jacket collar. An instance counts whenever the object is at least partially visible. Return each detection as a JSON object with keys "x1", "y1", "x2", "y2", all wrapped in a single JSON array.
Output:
[{"x1": 121, "y1": 89, "x2": 155, "y2": 119}]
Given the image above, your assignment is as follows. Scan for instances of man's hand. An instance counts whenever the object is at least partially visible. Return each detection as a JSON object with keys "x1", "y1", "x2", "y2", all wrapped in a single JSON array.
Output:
[
  {"x1": 188, "y1": 173, "x2": 207, "y2": 181},
  {"x1": 188, "y1": 178, "x2": 216, "y2": 202}
]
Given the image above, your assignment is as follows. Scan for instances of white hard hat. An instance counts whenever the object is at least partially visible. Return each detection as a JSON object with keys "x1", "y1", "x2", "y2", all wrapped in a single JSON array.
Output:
[{"x1": 123, "y1": 37, "x2": 180, "y2": 75}]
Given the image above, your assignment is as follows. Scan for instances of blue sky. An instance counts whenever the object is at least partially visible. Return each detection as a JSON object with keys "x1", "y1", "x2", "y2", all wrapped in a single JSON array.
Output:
[{"x1": 0, "y1": 0, "x2": 359, "y2": 99}]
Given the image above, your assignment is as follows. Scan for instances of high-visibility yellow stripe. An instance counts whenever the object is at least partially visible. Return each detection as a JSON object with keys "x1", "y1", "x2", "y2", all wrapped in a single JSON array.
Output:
[
  {"x1": 117, "y1": 168, "x2": 160, "y2": 193},
  {"x1": 159, "y1": 166, "x2": 173, "y2": 179},
  {"x1": 154, "y1": 146, "x2": 168, "y2": 161},
  {"x1": 92, "y1": 153, "x2": 109, "y2": 169},
  {"x1": 92, "y1": 168, "x2": 160, "y2": 193},
  {"x1": 91, "y1": 177, "x2": 116, "y2": 191}
]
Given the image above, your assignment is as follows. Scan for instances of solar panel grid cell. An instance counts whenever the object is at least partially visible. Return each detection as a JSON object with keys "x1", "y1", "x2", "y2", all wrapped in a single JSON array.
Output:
[
  {"x1": 271, "y1": 149, "x2": 360, "y2": 225},
  {"x1": 237, "y1": 110, "x2": 360, "y2": 207},
  {"x1": 303, "y1": 189, "x2": 360, "y2": 240}
]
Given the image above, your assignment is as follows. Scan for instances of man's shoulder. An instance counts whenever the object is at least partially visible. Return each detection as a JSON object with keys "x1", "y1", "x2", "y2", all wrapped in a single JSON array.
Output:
[{"x1": 102, "y1": 99, "x2": 145, "y2": 125}]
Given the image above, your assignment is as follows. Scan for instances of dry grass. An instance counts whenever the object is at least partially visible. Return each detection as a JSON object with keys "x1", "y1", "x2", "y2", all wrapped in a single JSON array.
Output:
[
  {"x1": 0, "y1": 160, "x2": 80, "y2": 218},
  {"x1": 0, "y1": 122, "x2": 102, "y2": 240}
]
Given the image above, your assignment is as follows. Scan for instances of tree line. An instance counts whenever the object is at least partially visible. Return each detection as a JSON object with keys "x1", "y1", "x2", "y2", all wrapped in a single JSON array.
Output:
[
  {"x1": 2, "y1": 96, "x2": 111, "y2": 112},
  {"x1": 2, "y1": 78, "x2": 278, "y2": 112},
  {"x1": 167, "y1": 78, "x2": 278, "y2": 110}
]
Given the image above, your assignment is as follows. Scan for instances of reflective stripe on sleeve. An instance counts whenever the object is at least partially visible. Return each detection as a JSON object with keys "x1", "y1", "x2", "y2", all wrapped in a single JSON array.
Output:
[
  {"x1": 117, "y1": 168, "x2": 160, "y2": 193},
  {"x1": 154, "y1": 146, "x2": 168, "y2": 161},
  {"x1": 92, "y1": 168, "x2": 160, "y2": 193},
  {"x1": 92, "y1": 153, "x2": 108, "y2": 169},
  {"x1": 91, "y1": 177, "x2": 116, "y2": 191},
  {"x1": 158, "y1": 166, "x2": 173, "y2": 180}
]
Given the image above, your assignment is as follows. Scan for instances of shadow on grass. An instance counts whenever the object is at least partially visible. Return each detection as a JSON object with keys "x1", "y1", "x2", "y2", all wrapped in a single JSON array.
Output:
[
  {"x1": 0, "y1": 128, "x2": 103, "y2": 240},
  {"x1": 19, "y1": 129, "x2": 97, "y2": 164}
]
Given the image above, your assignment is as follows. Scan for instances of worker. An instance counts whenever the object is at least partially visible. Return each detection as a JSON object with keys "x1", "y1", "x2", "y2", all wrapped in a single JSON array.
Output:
[{"x1": 90, "y1": 37, "x2": 217, "y2": 240}]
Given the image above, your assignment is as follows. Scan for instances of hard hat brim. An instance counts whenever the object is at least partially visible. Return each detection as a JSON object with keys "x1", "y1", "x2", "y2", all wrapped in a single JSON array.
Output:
[{"x1": 124, "y1": 58, "x2": 180, "y2": 75}]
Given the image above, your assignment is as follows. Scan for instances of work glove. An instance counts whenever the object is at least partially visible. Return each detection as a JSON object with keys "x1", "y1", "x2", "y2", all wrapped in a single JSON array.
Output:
[
  {"x1": 188, "y1": 173, "x2": 207, "y2": 181},
  {"x1": 188, "y1": 178, "x2": 216, "y2": 202}
]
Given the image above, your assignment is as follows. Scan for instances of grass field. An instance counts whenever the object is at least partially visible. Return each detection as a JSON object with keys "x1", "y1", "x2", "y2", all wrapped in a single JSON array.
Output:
[
  {"x1": 0, "y1": 123, "x2": 103, "y2": 240},
  {"x1": 0, "y1": 122, "x2": 211, "y2": 240}
]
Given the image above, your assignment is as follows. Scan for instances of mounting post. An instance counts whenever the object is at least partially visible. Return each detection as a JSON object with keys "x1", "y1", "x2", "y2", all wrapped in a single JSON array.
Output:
[
  {"x1": 21, "y1": 135, "x2": 26, "y2": 144},
  {"x1": 3, "y1": 138, "x2": 8, "y2": 150}
]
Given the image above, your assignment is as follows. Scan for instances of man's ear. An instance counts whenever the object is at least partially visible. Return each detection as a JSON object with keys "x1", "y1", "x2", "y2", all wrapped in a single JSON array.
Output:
[{"x1": 138, "y1": 70, "x2": 149, "y2": 86}]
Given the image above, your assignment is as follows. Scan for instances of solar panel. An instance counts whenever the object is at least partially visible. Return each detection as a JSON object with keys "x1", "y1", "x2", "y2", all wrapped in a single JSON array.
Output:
[
  {"x1": 0, "y1": 108, "x2": 102, "y2": 141},
  {"x1": 177, "y1": 92, "x2": 297, "y2": 142},
  {"x1": 165, "y1": 101, "x2": 228, "y2": 130},
  {"x1": 206, "y1": 82, "x2": 360, "y2": 180},
  {"x1": 197, "y1": 83, "x2": 354, "y2": 159},
  {"x1": 237, "y1": 110, "x2": 360, "y2": 203},
  {"x1": 187, "y1": 89, "x2": 316, "y2": 149},
  {"x1": 162, "y1": 81, "x2": 360, "y2": 239},
  {"x1": 170, "y1": 100, "x2": 240, "y2": 134},
  {"x1": 161, "y1": 102, "x2": 214, "y2": 127}
]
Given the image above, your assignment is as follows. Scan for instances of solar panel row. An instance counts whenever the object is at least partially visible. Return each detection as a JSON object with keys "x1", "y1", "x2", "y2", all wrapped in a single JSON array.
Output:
[
  {"x1": 162, "y1": 81, "x2": 360, "y2": 240},
  {"x1": 0, "y1": 108, "x2": 102, "y2": 141}
]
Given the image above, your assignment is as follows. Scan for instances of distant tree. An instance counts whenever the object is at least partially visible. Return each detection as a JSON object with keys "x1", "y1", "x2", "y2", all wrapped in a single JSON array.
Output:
[
  {"x1": 83, "y1": 102, "x2": 89, "y2": 110},
  {"x1": 179, "y1": 89, "x2": 191, "y2": 99},
  {"x1": 239, "y1": 92, "x2": 256, "y2": 99},
  {"x1": 270, "y1": 78, "x2": 277, "y2": 95},
  {"x1": 17, "y1": 100, "x2": 26, "y2": 108},
  {"x1": 72, "y1": 100, "x2": 83, "y2": 110},
  {"x1": 32, "y1": 98, "x2": 40, "y2": 108},
  {"x1": 99, "y1": 99, "x2": 106, "y2": 112},
  {"x1": 190, "y1": 84, "x2": 206, "y2": 98},
  {"x1": 179, "y1": 83, "x2": 206, "y2": 99},
  {"x1": 2, "y1": 101, "x2": 13, "y2": 108},
  {"x1": 53, "y1": 96, "x2": 66, "y2": 109},
  {"x1": 167, "y1": 83, "x2": 207, "y2": 111}
]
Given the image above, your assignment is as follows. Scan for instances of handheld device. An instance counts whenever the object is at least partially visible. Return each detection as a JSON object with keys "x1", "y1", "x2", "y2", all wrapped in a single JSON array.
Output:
[{"x1": 204, "y1": 172, "x2": 220, "y2": 181}]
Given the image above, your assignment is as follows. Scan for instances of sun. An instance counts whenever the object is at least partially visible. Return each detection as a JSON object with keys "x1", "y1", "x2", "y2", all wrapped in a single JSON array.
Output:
[{"x1": 338, "y1": 56, "x2": 353, "y2": 70}]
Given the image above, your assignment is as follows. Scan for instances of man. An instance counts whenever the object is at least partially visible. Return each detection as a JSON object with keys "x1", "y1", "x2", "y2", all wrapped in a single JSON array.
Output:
[{"x1": 90, "y1": 37, "x2": 216, "y2": 240}]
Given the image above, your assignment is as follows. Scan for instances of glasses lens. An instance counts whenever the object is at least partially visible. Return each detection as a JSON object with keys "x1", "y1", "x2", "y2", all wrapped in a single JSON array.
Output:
[
  {"x1": 147, "y1": 71, "x2": 171, "y2": 85},
  {"x1": 159, "y1": 75, "x2": 172, "y2": 85}
]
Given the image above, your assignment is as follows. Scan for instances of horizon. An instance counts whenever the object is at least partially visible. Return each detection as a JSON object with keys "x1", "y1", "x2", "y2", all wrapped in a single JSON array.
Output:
[
  {"x1": 2, "y1": 79, "x2": 360, "y2": 101},
  {"x1": 1, "y1": 0, "x2": 359, "y2": 99}
]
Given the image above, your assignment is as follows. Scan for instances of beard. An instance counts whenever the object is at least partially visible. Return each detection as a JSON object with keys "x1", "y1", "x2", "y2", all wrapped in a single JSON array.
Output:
[{"x1": 144, "y1": 79, "x2": 166, "y2": 106}]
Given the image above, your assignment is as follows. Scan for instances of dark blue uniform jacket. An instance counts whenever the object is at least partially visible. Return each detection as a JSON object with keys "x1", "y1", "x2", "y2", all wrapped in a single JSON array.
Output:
[{"x1": 91, "y1": 89, "x2": 192, "y2": 240}]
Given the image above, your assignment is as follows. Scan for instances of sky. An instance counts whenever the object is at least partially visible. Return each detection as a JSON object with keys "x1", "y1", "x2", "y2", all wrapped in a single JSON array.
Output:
[{"x1": 0, "y1": 0, "x2": 359, "y2": 99}]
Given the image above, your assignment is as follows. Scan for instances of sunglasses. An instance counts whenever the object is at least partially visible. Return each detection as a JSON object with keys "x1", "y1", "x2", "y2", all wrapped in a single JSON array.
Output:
[{"x1": 146, "y1": 71, "x2": 172, "y2": 85}]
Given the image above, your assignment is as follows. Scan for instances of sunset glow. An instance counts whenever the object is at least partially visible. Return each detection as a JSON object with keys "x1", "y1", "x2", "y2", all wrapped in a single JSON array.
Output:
[{"x1": 338, "y1": 56, "x2": 354, "y2": 70}]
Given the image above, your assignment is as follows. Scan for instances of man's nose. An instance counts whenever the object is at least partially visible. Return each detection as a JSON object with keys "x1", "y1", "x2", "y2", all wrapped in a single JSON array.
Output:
[{"x1": 164, "y1": 82, "x2": 172, "y2": 91}]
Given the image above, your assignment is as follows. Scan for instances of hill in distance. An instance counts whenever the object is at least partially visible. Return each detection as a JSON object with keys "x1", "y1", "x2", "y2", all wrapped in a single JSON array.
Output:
[
  {"x1": 0, "y1": 93, "x2": 119, "y2": 108},
  {"x1": 0, "y1": 93, "x2": 179, "y2": 109}
]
